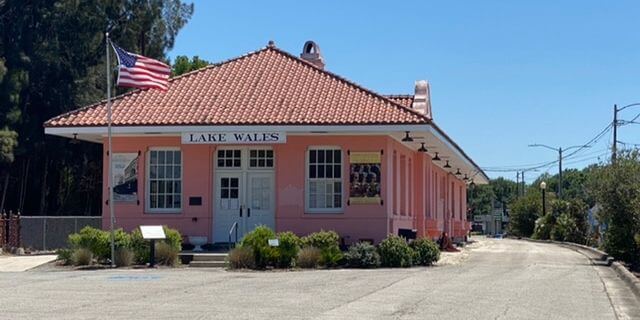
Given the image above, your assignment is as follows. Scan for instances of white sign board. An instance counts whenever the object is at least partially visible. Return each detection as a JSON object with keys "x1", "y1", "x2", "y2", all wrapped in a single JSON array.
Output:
[
  {"x1": 268, "y1": 239, "x2": 280, "y2": 247},
  {"x1": 140, "y1": 225, "x2": 166, "y2": 240},
  {"x1": 182, "y1": 132, "x2": 286, "y2": 144}
]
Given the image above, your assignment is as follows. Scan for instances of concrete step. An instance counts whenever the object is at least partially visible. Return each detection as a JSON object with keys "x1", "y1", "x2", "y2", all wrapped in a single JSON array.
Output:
[
  {"x1": 192, "y1": 253, "x2": 228, "y2": 262},
  {"x1": 189, "y1": 260, "x2": 227, "y2": 268}
]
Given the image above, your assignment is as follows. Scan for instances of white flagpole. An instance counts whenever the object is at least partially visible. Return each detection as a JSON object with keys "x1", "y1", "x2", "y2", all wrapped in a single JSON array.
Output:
[{"x1": 106, "y1": 32, "x2": 116, "y2": 268}]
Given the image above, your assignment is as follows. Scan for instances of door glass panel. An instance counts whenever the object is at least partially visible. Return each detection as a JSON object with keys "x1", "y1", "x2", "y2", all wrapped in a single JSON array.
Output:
[
  {"x1": 250, "y1": 176, "x2": 271, "y2": 210},
  {"x1": 220, "y1": 177, "x2": 240, "y2": 209}
]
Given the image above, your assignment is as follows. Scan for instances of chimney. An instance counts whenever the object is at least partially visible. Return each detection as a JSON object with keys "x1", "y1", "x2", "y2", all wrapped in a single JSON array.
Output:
[
  {"x1": 300, "y1": 41, "x2": 325, "y2": 69},
  {"x1": 412, "y1": 80, "x2": 432, "y2": 119}
]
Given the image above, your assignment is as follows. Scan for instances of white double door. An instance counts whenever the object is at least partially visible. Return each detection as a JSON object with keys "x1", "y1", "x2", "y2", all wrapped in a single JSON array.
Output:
[{"x1": 214, "y1": 148, "x2": 275, "y2": 243}]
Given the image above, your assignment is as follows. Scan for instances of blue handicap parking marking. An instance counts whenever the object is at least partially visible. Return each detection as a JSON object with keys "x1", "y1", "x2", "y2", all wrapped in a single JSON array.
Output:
[{"x1": 107, "y1": 274, "x2": 162, "y2": 281}]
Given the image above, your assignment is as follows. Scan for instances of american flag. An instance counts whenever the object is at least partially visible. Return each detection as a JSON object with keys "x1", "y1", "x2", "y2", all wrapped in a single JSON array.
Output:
[{"x1": 112, "y1": 43, "x2": 171, "y2": 91}]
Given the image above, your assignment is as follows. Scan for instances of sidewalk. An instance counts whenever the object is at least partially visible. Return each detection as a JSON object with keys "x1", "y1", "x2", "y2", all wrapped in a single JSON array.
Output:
[
  {"x1": 436, "y1": 236, "x2": 487, "y2": 266},
  {"x1": 0, "y1": 255, "x2": 57, "y2": 272}
]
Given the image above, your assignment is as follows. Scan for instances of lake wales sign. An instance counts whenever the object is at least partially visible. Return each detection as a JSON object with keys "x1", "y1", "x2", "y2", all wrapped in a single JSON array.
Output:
[{"x1": 181, "y1": 132, "x2": 286, "y2": 144}]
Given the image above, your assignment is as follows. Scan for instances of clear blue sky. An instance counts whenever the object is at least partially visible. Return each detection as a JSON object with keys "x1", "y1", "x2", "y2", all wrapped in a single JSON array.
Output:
[{"x1": 168, "y1": 1, "x2": 640, "y2": 182}]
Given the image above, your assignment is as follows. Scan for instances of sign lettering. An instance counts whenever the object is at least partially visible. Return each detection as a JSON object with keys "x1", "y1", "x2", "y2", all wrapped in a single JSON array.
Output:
[{"x1": 182, "y1": 132, "x2": 286, "y2": 144}]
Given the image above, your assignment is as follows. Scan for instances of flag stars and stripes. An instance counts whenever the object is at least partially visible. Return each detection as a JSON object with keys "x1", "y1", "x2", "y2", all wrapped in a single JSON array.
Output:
[{"x1": 111, "y1": 43, "x2": 171, "y2": 91}]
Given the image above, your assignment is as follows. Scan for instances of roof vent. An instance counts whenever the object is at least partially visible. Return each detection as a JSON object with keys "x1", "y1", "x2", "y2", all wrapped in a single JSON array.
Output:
[
  {"x1": 300, "y1": 41, "x2": 325, "y2": 69},
  {"x1": 412, "y1": 80, "x2": 432, "y2": 119}
]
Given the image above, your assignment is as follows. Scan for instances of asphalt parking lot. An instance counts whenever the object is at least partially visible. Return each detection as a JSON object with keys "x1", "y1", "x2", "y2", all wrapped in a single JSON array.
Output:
[{"x1": 0, "y1": 237, "x2": 638, "y2": 320}]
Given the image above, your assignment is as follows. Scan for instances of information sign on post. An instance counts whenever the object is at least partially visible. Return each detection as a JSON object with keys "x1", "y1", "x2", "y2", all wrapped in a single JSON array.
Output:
[{"x1": 140, "y1": 226, "x2": 166, "y2": 267}]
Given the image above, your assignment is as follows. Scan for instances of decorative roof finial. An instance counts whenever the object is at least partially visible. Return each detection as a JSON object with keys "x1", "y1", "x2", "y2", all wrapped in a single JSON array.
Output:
[{"x1": 268, "y1": 40, "x2": 275, "y2": 47}]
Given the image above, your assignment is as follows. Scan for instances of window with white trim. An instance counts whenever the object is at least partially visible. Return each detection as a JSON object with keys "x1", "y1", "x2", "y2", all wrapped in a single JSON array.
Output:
[
  {"x1": 148, "y1": 149, "x2": 182, "y2": 211},
  {"x1": 217, "y1": 149, "x2": 242, "y2": 168},
  {"x1": 249, "y1": 149, "x2": 274, "y2": 168},
  {"x1": 307, "y1": 148, "x2": 342, "y2": 212}
]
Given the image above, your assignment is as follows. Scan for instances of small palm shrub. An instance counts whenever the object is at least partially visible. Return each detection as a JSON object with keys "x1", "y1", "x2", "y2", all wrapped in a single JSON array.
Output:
[
  {"x1": 72, "y1": 248, "x2": 93, "y2": 266},
  {"x1": 155, "y1": 242, "x2": 179, "y2": 266},
  {"x1": 276, "y1": 231, "x2": 301, "y2": 268},
  {"x1": 227, "y1": 246, "x2": 256, "y2": 269},
  {"x1": 297, "y1": 247, "x2": 322, "y2": 269},
  {"x1": 114, "y1": 247, "x2": 134, "y2": 267},
  {"x1": 240, "y1": 225, "x2": 277, "y2": 268},
  {"x1": 345, "y1": 242, "x2": 380, "y2": 268},
  {"x1": 302, "y1": 230, "x2": 343, "y2": 267},
  {"x1": 410, "y1": 238, "x2": 440, "y2": 266},
  {"x1": 378, "y1": 235, "x2": 413, "y2": 267}
]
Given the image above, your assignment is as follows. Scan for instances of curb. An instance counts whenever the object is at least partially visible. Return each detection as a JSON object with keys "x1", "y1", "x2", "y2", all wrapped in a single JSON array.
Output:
[
  {"x1": 518, "y1": 238, "x2": 640, "y2": 299},
  {"x1": 611, "y1": 261, "x2": 640, "y2": 299}
]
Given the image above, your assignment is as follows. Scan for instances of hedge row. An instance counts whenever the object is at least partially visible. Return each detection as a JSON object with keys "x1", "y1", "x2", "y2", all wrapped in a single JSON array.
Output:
[
  {"x1": 227, "y1": 226, "x2": 440, "y2": 270},
  {"x1": 57, "y1": 226, "x2": 182, "y2": 267}
]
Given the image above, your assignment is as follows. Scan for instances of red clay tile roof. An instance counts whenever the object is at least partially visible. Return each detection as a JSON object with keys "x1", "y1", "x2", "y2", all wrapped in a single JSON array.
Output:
[
  {"x1": 45, "y1": 45, "x2": 429, "y2": 127},
  {"x1": 385, "y1": 95, "x2": 414, "y2": 108}
]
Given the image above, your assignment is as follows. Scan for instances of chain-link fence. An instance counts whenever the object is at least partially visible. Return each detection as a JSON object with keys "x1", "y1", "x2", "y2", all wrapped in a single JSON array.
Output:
[{"x1": 21, "y1": 216, "x2": 102, "y2": 250}]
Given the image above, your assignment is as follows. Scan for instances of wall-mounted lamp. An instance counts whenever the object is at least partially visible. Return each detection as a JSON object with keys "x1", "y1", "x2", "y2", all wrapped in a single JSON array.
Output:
[
  {"x1": 455, "y1": 168, "x2": 462, "y2": 176},
  {"x1": 432, "y1": 152, "x2": 441, "y2": 161},
  {"x1": 463, "y1": 174, "x2": 469, "y2": 181},
  {"x1": 401, "y1": 131, "x2": 414, "y2": 142},
  {"x1": 418, "y1": 143, "x2": 427, "y2": 152},
  {"x1": 444, "y1": 160, "x2": 451, "y2": 169},
  {"x1": 70, "y1": 133, "x2": 80, "y2": 145}
]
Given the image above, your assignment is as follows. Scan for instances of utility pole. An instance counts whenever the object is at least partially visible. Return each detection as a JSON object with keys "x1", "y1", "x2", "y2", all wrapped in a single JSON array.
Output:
[
  {"x1": 529, "y1": 144, "x2": 588, "y2": 199},
  {"x1": 558, "y1": 147, "x2": 563, "y2": 199},
  {"x1": 521, "y1": 170, "x2": 525, "y2": 196},
  {"x1": 612, "y1": 104, "x2": 617, "y2": 163},
  {"x1": 516, "y1": 171, "x2": 520, "y2": 197}
]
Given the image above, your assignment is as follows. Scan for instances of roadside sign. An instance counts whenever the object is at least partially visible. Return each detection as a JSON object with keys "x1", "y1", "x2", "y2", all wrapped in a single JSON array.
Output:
[{"x1": 140, "y1": 225, "x2": 166, "y2": 240}]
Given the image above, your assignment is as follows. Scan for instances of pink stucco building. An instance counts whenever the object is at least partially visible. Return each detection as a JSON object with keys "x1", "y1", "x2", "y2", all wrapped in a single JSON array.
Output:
[{"x1": 45, "y1": 41, "x2": 488, "y2": 245}]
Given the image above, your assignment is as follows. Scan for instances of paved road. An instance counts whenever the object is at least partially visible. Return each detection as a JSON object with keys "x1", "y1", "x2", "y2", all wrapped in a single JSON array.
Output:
[{"x1": 0, "y1": 238, "x2": 638, "y2": 320}]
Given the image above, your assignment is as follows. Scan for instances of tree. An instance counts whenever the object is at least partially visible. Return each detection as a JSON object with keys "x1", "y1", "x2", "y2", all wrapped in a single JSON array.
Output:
[
  {"x1": 467, "y1": 184, "x2": 494, "y2": 216},
  {"x1": 172, "y1": 55, "x2": 210, "y2": 76},
  {"x1": 510, "y1": 189, "x2": 551, "y2": 237},
  {"x1": 0, "y1": 0, "x2": 194, "y2": 215},
  {"x1": 589, "y1": 151, "x2": 640, "y2": 267}
]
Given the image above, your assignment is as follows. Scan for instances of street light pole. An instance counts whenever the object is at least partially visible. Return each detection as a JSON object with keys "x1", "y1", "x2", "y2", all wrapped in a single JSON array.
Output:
[{"x1": 540, "y1": 181, "x2": 547, "y2": 216}]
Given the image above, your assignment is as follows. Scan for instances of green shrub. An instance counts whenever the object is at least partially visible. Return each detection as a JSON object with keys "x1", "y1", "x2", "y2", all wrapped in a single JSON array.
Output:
[
  {"x1": 345, "y1": 242, "x2": 380, "y2": 268},
  {"x1": 114, "y1": 247, "x2": 134, "y2": 267},
  {"x1": 227, "y1": 246, "x2": 256, "y2": 269},
  {"x1": 276, "y1": 231, "x2": 301, "y2": 268},
  {"x1": 410, "y1": 238, "x2": 440, "y2": 266},
  {"x1": 297, "y1": 247, "x2": 321, "y2": 269},
  {"x1": 67, "y1": 227, "x2": 131, "y2": 262},
  {"x1": 56, "y1": 248, "x2": 73, "y2": 265},
  {"x1": 72, "y1": 248, "x2": 93, "y2": 266},
  {"x1": 130, "y1": 228, "x2": 149, "y2": 264},
  {"x1": 378, "y1": 235, "x2": 413, "y2": 267},
  {"x1": 240, "y1": 225, "x2": 277, "y2": 268},
  {"x1": 68, "y1": 226, "x2": 110, "y2": 260},
  {"x1": 532, "y1": 214, "x2": 554, "y2": 240},
  {"x1": 163, "y1": 226, "x2": 182, "y2": 252},
  {"x1": 155, "y1": 242, "x2": 179, "y2": 266},
  {"x1": 302, "y1": 230, "x2": 343, "y2": 267},
  {"x1": 130, "y1": 226, "x2": 182, "y2": 265}
]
